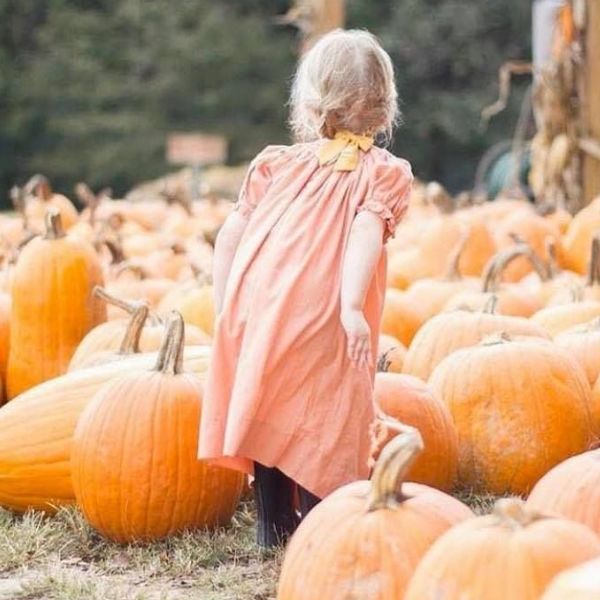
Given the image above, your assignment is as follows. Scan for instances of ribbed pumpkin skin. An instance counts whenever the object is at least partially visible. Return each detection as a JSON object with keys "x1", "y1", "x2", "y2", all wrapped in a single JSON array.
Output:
[
  {"x1": 374, "y1": 373, "x2": 458, "y2": 491},
  {"x1": 403, "y1": 310, "x2": 549, "y2": 381},
  {"x1": 277, "y1": 481, "x2": 473, "y2": 600},
  {"x1": 527, "y1": 449, "x2": 600, "y2": 536},
  {"x1": 69, "y1": 319, "x2": 210, "y2": 371},
  {"x1": 531, "y1": 301, "x2": 600, "y2": 337},
  {"x1": 429, "y1": 338, "x2": 593, "y2": 495},
  {"x1": 404, "y1": 509, "x2": 600, "y2": 600},
  {"x1": 72, "y1": 370, "x2": 243, "y2": 542},
  {"x1": 7, "y1": 229, "x2": 106, "y2": 398},
  {"x1": 0, "y1": 347, "x2": 210, "y2": 513},
  {"x1": 380, "y1": 288, "x2": 423, "y2": 347},
  {"x1": 541, "y1": 558, "x2": 600, "y2": 600},
  {"x1": 555, "y1": 325, "x2": 600, "y2": 386}
]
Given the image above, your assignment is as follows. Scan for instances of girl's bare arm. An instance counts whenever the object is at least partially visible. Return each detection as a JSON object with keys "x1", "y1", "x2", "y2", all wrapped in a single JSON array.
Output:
[
  {"x1": 340, "y1": 211, "x2": 385, "y2": 368},
  {"x1": 213, "y1": 212, "x2": 250, "y2": 314}
]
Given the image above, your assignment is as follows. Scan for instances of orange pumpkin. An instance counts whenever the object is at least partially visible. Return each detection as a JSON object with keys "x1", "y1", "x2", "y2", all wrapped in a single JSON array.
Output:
[
  {"x1": 374, "y1": 374, "x2": 458, "y2": 490},
  {"x1": 562, "y1": 197, "x2": 600, "y2": 274},
  {"x1": 7, "y1": 211, "x2": 106, "y2": 398},
  {"x1": 444, "y1": 245, "x2": 545, "y2": 317},
  {"x1": 380, "y1": 288, "x2": 424, "y2": 347},
  {"x1": 402, "y1": 304, "x2": 549, "y2": 381},
  {"x1": 377, "y1": 334, "x2": 406, "y2": 373},
  {"x1": 0, "y1": 344, "x2": 210, "y2": 513},
  {"x1": 277, "y1": 426, "x2": 473, "y2": 600},
  {"x1": 531, "y1": 301, "x2": 600, "y2": 337},
  {"x1": 23, "y1": 175, "x2": 79, "y2": 231},
  {"x1": 555, "y1": 319, "x2": 600, "y2": 386},
  {"x1": 72, "y1": 314, "x2": 243, "y2": 542},
  {"x1": 69, "y1": 288, "x2": 210, "y2": 371},
  {"x1": 429, "y1": 335, "x2": 594, "y2": 494},
  {"x1": 541, "y1": 558, "x2": 600, "y2": 600},
  {"x1": 527, "y1": 449, "x2": 600, "y2": 536},
  {"x1": 0, "y1": 292, "x2": 10, "y2": 404},
  {"x1": 405, "y1": 498, "x2": 600, "y2": 600}
]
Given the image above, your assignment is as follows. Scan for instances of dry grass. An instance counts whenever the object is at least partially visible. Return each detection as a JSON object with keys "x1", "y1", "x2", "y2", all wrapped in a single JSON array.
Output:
[
  {"x1": 0, "y1": 493, "x2": 498, "y2": 599},
  {"x1": 0, "y1": 503, "x2": 282, "y2": 600}
]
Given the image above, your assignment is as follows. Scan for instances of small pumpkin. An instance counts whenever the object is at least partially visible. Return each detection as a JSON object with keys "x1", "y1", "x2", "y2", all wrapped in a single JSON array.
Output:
[
  {"x1": 404, "y1": 498, "x2": 600, "y2": 600},
  {"x1": 541, "y1": 558, "x2": 600, "y2": 600},
  {"x1": 277, "y1": 425, "x2": 473, "y2": 600},
  {"x1": 402, "y1": 300, "x2": 549, "y2": 381},
  {"x1": 0, "y1": 344, "x2": 210, "y2": 513},
  {"x1": 7, "y1": 210, "x2": 106, "y2": 398},
  {"x1": 429, "y1": 335, "x2": 594, "y2": 494},
  {"x1": 373, "y1": 374, "x2": 458, "y2": 490},
  {"x1": 527, "y1": 449, "x2": 600, "y2": 537},
  {"x1": 72, "y1": 313, "x2": 244, "y2": 542}
]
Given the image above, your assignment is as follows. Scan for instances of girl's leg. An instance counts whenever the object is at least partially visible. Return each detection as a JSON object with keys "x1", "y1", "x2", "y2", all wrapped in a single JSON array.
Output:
[
  {"x1": 253, "y1": 462, "x2": 299, "y2": 548},
  {"x1": 297, "y1": 485, "x2": 321, "y2": 519}
]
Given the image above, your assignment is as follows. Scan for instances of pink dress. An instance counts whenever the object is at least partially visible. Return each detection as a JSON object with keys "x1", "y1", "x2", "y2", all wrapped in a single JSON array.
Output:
[{"x1": 198, "y1": 140, "x2": 413, "y2": 499}]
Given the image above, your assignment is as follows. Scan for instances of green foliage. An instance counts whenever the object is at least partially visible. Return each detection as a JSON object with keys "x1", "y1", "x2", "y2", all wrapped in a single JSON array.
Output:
[{"x1": 0, "y1": 0, "x2": 531, "y2": 206}]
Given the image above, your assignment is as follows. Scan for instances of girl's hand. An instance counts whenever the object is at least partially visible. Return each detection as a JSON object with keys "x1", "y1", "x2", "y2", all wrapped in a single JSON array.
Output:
[{"x1": 341, "y1": 308, "x2": 372, "y2": 368}]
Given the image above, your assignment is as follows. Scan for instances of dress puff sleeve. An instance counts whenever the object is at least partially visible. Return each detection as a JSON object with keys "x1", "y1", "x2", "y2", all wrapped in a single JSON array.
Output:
[
  {"x1": 358, "y1": 157, "x2": 414, "y2": 243},
  {"x1": 234, "y1": 145, "x2": 285, "y2": 217}
]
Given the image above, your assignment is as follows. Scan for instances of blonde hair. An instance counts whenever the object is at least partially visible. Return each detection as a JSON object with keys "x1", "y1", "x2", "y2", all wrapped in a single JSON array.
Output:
[{"x1": 290, "y1": 29, "x2": 400, "y2": 143}]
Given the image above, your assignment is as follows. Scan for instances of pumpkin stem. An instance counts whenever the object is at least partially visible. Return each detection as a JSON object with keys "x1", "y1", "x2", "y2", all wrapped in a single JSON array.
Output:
[
  {"x1": 481, "y1": 331, "x2": 512, "y2": 346},
  {"x1": 493, "y1": 498, "x2": 546, "y2": 528},
  {"x1": 26, "y1": 174, "x2": 52, "y2": 201},
  {"x1": 74, "y1": 182, "x2": 99, "y2": 227},
  {"x1": 545, "y1": 237, "x2": 560, "y2": 279},
  {"x1": 367, "y1": 415, "x2": 424, "y2": 512},
  {"x1": 118, "y1": 303, "x2": 150, "y2": 355},
  {"x1": 114, "y1": 261, "x2": 148, "y2": 281},
  {"x1": 153, "y1": 311, "x2": 185, "y2": 375},
  {"x1": 44, "y1": 209, "x2": 66, "y2": 240},
  {"x1": 482, "y1": 294, "x2": 499, "y2": 314},
  {"x1": 443, "y1": 229, "x2": 469, "y2": 281},
  {"x1": 482, "y1": 244, "x2": 550, "y2": 293},
  {"x1": 376, "y1": 350, "x2": 392, "y2": 373},
  {"x1": 587, "y1": 234, "x2": 600, "y2": 287},
  {"x1": 94, "y1": 286, "x2": 139, "y2": 315},
  {"x1": 95, "y1": 237, "x2": 125, "y2": 265}
]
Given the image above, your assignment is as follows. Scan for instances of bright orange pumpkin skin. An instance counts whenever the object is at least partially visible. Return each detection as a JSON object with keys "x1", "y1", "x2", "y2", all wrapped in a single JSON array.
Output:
[
  {"x1": 6, "y1": 217, "x2": 106, "y2": 399},
  {"x1": 71, "y1": 323, "x2": 242, "y2": 542},
  {"x1": 404, "y1": 503, "x2": 600, "y2": 600},
  {"x1": 0, "y1": 293, "x2": 10, "y2": 404},
  {"x1": 277, "y1": 481, "x2": 472, "y2": 600},
  {"x1": 0, "y1": 347, "x2": 210, "y2": 513},
  {"x1": 527, "y1": 449, "x2": 600, "y2": 537},
  {"x1": 374, "y1": 373, "x2": 458, "y2": 490},
  {"x1": 429, "y1": 338, "x2": 594, "y2": 495},
  {"x1": 380, "y1": 288, "x2": 423, "y2": 346},
  {"x1": 403, "y1": 310, "x2": 549, "y2": 381}
]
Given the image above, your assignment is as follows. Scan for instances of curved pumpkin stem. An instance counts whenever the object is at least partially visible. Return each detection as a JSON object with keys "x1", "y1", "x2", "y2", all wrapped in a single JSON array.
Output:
[
  {"x1": 587, "y1": 234, "x2": 600, "y2": 287},
  {"x1": 367, "y1": 415, "x2": 424, "y2": 512},
  {"x1": 94, "y1": 237, "x2": 125, "y2": 265},
  {"x1": 114, "y1": 261, "x2": 149, "y2": 281},
  {"x1": 44, "y1": 209, "x2": 66, "y2": 240},
  {"x1": 545, "y1": 237, "x2": 560, "y2": 279},
  {"x1": 443, "y1": 229, "x2": 469, "y2": 281},
  {"x1": 94, "y1": 286, "x2": 139, "y2": 315},
  {"x1": 26, "y1": 174, "x2": 52, "y2": 201},
  {"x1": 154, "y1": 311, "x2": 185, "y2": 375},
  {"x1": 482, "y1": 244, "x2": 550, "y2": 293},
  {"x1": 118, "y1": 303, "x2": 150, "y2": 355},
  {"x1": 482, "y1": 294, "x2": 499, "y2": 314},
  {"x1": 493, "y1": 498, "x2": 546, "y2": 529}
]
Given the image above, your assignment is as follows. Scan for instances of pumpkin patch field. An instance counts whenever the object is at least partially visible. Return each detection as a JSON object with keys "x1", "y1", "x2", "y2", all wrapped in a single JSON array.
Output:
[{"x1": 2, "y1": 174, "x2": 600, "y2": 600}]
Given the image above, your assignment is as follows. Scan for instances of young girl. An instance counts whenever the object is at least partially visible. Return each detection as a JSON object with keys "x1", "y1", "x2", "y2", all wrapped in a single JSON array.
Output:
[{"x1": 198, "y1": 29, "x2": 413, "y2": 548}]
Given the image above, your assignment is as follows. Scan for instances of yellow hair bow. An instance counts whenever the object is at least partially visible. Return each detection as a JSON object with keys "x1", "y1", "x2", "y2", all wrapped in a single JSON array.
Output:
[{"x1": 317, "y1": 130, "x2": 374, "y2": 172}]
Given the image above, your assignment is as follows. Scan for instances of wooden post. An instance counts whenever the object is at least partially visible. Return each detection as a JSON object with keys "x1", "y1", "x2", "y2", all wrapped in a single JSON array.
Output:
[{"x1": 583, "y1": 0, "x2": 600, "y2": 203}]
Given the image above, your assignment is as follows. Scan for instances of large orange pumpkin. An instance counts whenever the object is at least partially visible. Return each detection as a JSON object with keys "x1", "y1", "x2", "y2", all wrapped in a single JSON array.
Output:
[
  {"x1": 0, "y1": 344, "x2": 210, "y2": 513},
  {"x1": 527, "y1": 449, "x2": 600, "y2": 536},
  {"x1": 0, "y1": 292, "x2": 10, "y2": 404},
  {"x1": 404, "y1": 498, "x2": 600, "y2": 600},
  {"x1": 429, "y1": 336, "x2": 594, "y2": 494},
  {"x1": 72, "y1": 313, "x2": 243, "y2": 542},
  {"x1": 277, "y1": 426, "x2": 473, "y2": 600},
  {"x1": 374, "y1": 374, "x2": 458, "y2": 490},
  {"x1": 402, "y1": 304, "x2": 549, "y2": 381},
  {"x1": 541, "y1": 558, "x2": 600, "y2": 600},
  {"x1": 6, "y1": 211, "x2": 106, "y2": 398}
]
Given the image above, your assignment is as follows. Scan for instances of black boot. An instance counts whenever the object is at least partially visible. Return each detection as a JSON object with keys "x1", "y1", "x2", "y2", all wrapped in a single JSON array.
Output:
[
  {"x1": 298, "y1": 486, "x2": 321, "y2": 519},
  {"x1": 254, "y1": 463, "x2": 300, "y2": 549}
]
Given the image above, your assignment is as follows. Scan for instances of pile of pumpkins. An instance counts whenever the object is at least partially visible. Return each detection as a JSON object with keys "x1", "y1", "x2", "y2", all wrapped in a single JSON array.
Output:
[{"x1": 2, "y1": 174, "x2": 600, "y2": 597}]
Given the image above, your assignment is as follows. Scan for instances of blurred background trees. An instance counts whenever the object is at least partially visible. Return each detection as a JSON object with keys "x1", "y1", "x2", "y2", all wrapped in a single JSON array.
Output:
[{"x1": 0, "y1": 0, "x2": 532, "y2": 207}]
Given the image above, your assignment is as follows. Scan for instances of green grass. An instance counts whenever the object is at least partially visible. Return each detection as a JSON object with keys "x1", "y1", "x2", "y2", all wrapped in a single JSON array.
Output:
[{"x1": 0, "y1": 493, "x2": 498, "y2": 600}]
